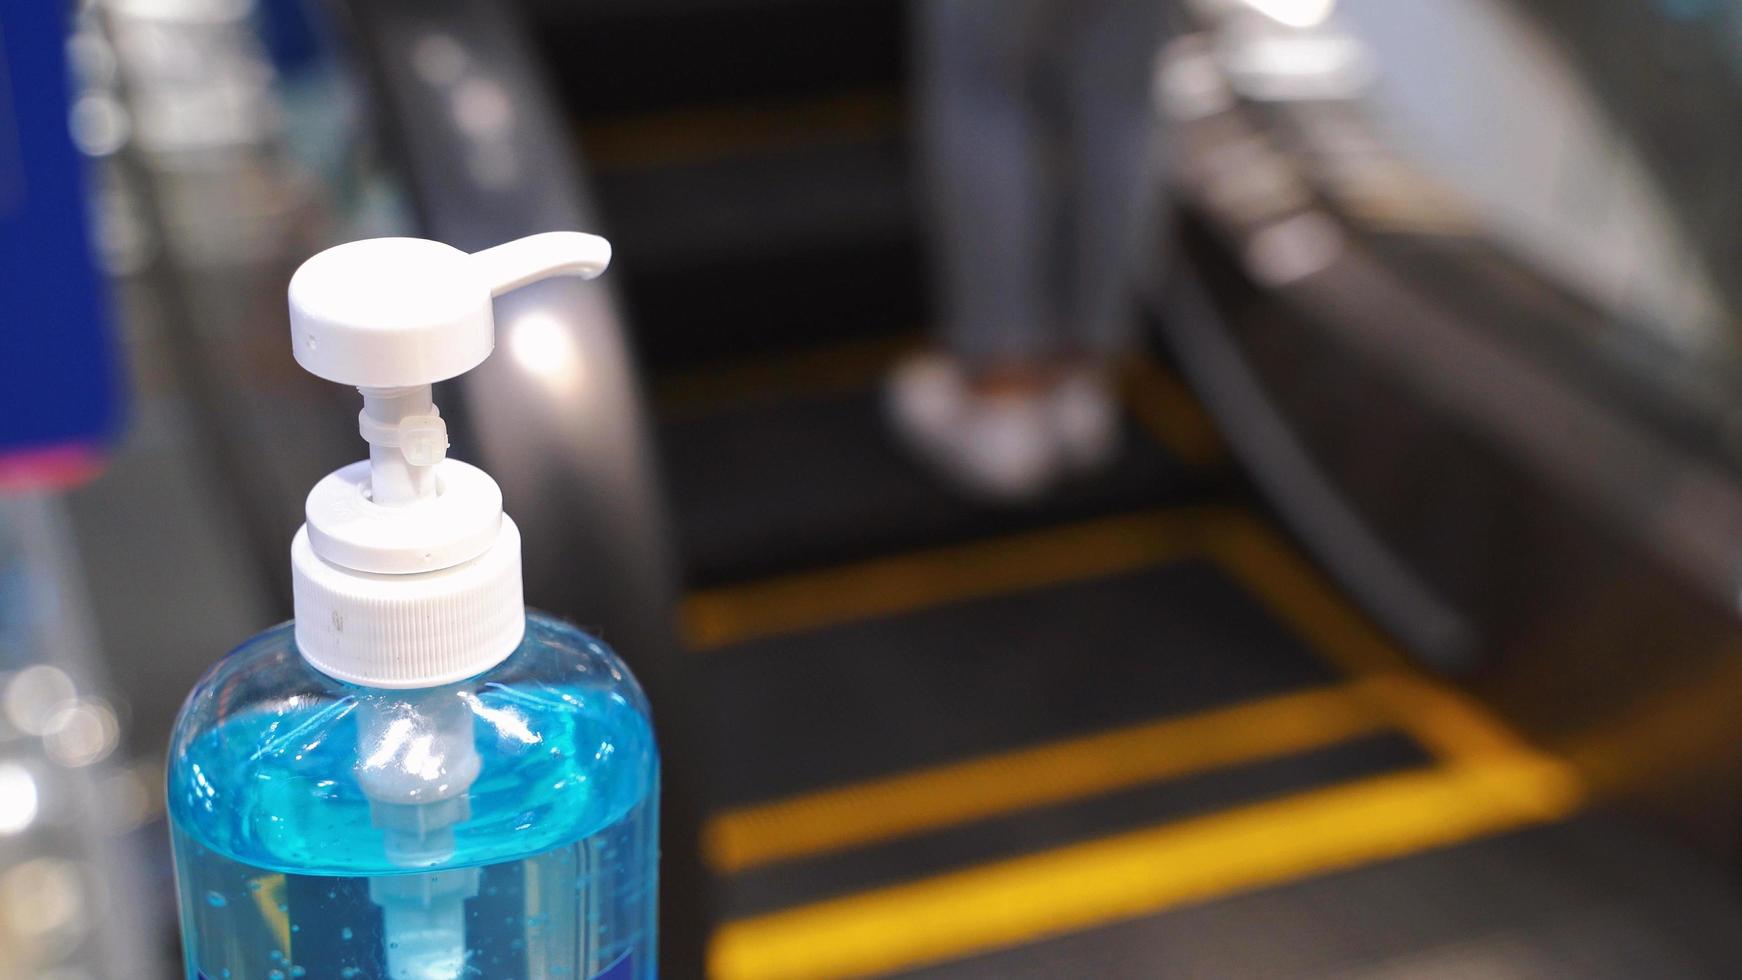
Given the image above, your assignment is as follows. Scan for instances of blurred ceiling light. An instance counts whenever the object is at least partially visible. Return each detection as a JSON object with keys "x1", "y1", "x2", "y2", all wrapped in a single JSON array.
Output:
[
  {"x1": 508, "y1": 313, "x2": 585, "y2": 396},
  {"x1": 107, "y1": 0, "x2": 250, "y2": 24},
  {"x1": 43, "y1": 699, "x2": 119, "y2": 769},
  {"x1": 69, "y1": 95, "x2": 130, "y2": 157},
  {"x1": 454, "y1": 77, "x2": 513, "y2": 140},
  {"x1": 1216, "y1": 27, "x2": 1375, "y2": 101},
  {"x1": 0, "y1": 763, "x2": 39, "y2": 836},
  {"x1": 454, "y1": 75, "x2": 519, "y2": 189},
  {"x1": 65, "y1": 33, "x2": 117, "y2": 88},
  {"x1": 1244, "y1": 210, "x2": 1344, "y2": 286},
  {"x1": 413, "y1": 32, "x2": 468, "y2": 88},
  {"x1": 4, "y1": 666, "x2": 75, "y2": 737},
  {"x1": 1240, "y1": 0, "x2": 1336, "y2": 29},
  {"x1": 1156, "y1": 35, "x2": 1236, "y2": 120},
  {"x1": 100, "y1": 765, "x2": 155, "y2": 832},
  {"x1": 0, "y1": 858, "x2": 85, "y2": 940}
]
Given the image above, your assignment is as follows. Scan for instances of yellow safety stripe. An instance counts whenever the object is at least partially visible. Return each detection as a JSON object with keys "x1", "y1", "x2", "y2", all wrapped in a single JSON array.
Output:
[
  {"x1": 705, "y1": 680, "x2": 1396, "y2": 873},
  {"x1": 710, "y1": 751, "x2": 1583, "y2": 980},
  {"x1": 683, "y1": 508, "x2": 1221, "y2": 651}
]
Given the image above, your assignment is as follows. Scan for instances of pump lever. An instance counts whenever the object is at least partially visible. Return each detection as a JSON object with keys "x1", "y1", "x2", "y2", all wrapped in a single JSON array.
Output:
[{"x1": 472, "y1": 232, "x2": 613, "y2": 297}]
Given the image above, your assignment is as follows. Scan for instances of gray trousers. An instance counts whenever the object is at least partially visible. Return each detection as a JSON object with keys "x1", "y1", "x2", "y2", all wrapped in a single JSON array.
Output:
[{"x1": 916, "y1": 0, "x2": 1165, "y2": 369}]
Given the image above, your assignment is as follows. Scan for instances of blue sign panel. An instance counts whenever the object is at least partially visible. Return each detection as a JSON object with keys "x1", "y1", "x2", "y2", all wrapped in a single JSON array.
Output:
[{"x1": 0, "y1": 3, "x2": 122, "y2": 487}]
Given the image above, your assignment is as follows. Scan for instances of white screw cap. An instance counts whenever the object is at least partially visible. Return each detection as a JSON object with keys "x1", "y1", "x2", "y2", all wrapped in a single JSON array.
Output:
[
  {"x1": 292, "y1": 518, "x2": 528, "y2": 689},
  {"x1": 286, "y1": 232, "x2": 611, "y2": 689}
]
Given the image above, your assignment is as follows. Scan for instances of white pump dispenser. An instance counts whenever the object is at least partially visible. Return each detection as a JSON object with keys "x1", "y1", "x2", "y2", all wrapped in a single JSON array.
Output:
[
  {"x1": 169, "y1": 229, "x2": 656, "y2": 980},
  {"x1": 285, "y1": 232, "x2": 613, "y2": 979},
  {"x1": 286, "y1": 232, "x2": 612, "y2": 690}
]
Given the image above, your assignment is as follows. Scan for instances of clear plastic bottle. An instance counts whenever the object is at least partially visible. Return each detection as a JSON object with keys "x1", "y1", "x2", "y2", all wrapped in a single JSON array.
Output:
[
  {"x1": 168, "y1": 613, "x2": 658, "y2": 980},
  {"x1": 166, "y1": 232, "x2": 656, "y2": 979}
]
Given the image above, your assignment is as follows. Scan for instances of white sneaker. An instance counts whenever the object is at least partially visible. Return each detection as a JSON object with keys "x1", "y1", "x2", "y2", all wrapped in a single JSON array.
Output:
[
  {"x1": 1049, "y1": 369, "x2": 1121, "y2": 473},
  {"x1": 885, "y1": 354, "x2": 1062, "y2": 502}
]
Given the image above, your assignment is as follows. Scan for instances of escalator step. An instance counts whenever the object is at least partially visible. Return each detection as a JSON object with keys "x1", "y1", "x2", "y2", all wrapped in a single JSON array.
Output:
[
  {"x1": 900, "y1": 816, "x2": 1742, "y2": 979},
  {"x1": 697, "y1": 557, "x2": 1342, "y2": 806},
  {"x1": 662, "y1": 385, "x2": 1211, "y2": 586}
]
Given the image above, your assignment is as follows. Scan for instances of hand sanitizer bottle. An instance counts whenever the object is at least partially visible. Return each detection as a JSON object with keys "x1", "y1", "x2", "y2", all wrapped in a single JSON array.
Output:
[{"x1": 166, "y1": 233, "x2": 657, "y2": 980}]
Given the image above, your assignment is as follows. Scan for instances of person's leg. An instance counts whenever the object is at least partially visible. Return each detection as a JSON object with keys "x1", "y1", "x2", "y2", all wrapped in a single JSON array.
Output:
[
  {"x1": 893, "y1": 0, "x2": 1069, "y2": 499},
  {"x1": 915, "y1": 0, "x2": 1057, "y2": 367},
  {"x1": 1051, "y1": 0, "x2": 1166, "y2": 467},
  {"x1": 1060, "y1": 0, "x2": 1165, "y2": 360}
]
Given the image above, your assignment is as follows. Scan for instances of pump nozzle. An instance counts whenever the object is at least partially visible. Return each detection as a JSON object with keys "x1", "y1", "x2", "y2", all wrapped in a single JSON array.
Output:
[
  {"x1": 287, "y1": 232, "x2": 612, "y2": 691},
  {"x1": 289, "y1": 232, "x2": 611, "y2": 506}
]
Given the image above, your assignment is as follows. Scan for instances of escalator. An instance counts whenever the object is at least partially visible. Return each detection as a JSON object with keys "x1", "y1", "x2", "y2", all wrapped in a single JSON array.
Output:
[
  {"x1": 49, "y1": 0, "x2": 1742, "y2": 975},
  {"x1": 499, "y1": 0, "x2": 1742, "y2": 975}
]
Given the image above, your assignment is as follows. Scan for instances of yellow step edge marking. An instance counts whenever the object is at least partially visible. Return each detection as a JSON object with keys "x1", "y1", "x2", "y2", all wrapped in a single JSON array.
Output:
[
  {"x1": 685, "y1": 502, "x2": 1544, "y2": 770},
  {"x1": 1200, "y1": 512, "x2": 1410, "y2": 678},
  {"x1": 1563, "y1": 653, "x2": 1742, "y2": 796},
  {"x1": 708, "y1": 753, "x2": 1585, "y2": 980},
  {"x1": 1355, "y1": 671, "x2": 1541, "y2": 766},
  {"x1": 682, "y1": 508, "x2": 1226, "y2": 651},
  {"x1": 1120, "y1": 357, "x2": 1225, "y2": 468},
  {"x1": 579, "y1": 88, "x2": 903, "y2": 172},
  {"x1": 706, "y1": 680, "x2": 1396, "y2": 874},
  {"x1": 655, "y1": 333, "x2": 919, "y2": 419},
  {"x1": 1201, "y1": 514, "x2": 1540, "y2": 766}
]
